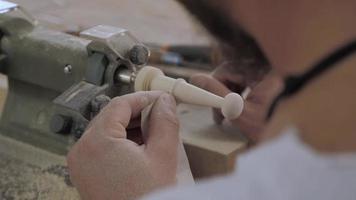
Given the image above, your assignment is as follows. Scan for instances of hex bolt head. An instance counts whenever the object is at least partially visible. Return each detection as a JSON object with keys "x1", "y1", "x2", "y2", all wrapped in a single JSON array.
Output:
[
  {"x1": 50, "y1": 115, "x2": 73, "y2": 134},
  {"x1": 129, "y1": 45, "x2": 149, "y2": 65},
  {"x1": 91, "y1": 95, "x2": 111, "y2": 114}
]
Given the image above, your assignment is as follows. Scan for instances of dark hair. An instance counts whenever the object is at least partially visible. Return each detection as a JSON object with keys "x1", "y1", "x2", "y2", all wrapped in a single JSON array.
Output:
[{"x1": 177, "y1": 0, "x2": 270, "y2": 81}]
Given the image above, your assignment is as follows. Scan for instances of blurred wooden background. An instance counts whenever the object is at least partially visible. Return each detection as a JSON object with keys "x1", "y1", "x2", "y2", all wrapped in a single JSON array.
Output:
[{"x1": 11, "y1": 0, "x2": 210, "y2": 45}]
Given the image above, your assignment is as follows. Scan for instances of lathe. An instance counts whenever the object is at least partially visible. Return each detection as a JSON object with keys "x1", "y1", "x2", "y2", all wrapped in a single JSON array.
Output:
[
  {"x1": 0, "y1": 0, "x2": 245, "y2": 160},
  {"x1": 0, "y1": 1, "x2": 153, "y2": 155}
]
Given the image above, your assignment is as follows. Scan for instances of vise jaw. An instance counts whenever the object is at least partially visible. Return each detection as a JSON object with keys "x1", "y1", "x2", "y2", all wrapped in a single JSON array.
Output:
[{"x1": 0, "y1": 3, "x2": 149, "y2": 154}]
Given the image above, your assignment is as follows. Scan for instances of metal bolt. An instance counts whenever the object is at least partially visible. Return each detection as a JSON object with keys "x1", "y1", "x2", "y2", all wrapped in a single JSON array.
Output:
[
  {"x1": 129, "y1": 45, "x2": 149, "y2": 65},
  {"x1": 74, "y1": 121, "x2": 88, "y2": 139},
  {"x1": 50, "y1": 114, "x2": 72, "y2": 134},
  {"x1": 74, "y1": 127, "x2": 84, "y2": 139},
  {"x1": 64, "y1": 64, "x2": 72, "y2": 74},
  {"x1": 91, "y1": 95, "x2": 111, "y2": 117}
]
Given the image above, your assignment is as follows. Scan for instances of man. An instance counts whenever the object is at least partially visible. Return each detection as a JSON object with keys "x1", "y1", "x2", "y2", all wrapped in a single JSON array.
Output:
[{"x1": 67, "y1": 0, "x2": 356, "y2": 199}]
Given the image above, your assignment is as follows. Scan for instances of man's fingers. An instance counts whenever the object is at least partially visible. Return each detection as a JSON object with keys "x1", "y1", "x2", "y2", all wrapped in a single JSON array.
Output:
[
  {"x1": 213, "y1": 65, "x2": 246, "y2": 86},
  {"x1": 145, "y1": 93, "x2": 179, "y2": 161},
  {"x1": 246, "y1": 72, "x2": 283, "y2": 104},
  {"x1": 190, "y1": 74, "x2": 231, "y2": 97},
  {"x1": 90, "y1": 91, "x2": 163, "y2": 138}
]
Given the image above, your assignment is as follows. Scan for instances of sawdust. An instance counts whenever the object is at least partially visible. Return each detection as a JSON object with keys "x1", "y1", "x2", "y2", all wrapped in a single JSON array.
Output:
[{"x1": 0, "y1": 135, "x2": 79, "y2": 200}]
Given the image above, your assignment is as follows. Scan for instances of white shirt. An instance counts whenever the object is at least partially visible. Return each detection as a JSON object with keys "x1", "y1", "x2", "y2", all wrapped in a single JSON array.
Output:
[{"x1": 144, "y1": 128, "x2": 356, "y2": 200}]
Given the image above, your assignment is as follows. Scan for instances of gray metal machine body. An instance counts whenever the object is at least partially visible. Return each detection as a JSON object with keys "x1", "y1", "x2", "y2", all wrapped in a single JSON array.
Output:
[{"x1": 0, "y1": 2, "x2": 148, "y2": 154}]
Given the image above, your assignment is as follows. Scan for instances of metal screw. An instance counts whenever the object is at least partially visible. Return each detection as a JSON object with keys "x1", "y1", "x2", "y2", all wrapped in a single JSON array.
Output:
[
  {"x1": 129, "y1": 45, "x2": 149, "y2": 65},
  {"x1": 74, "y1": 127, "x2": 84, "y2": 139},
  {"x1": 91, "y1": 95, "x2": 111, "y2": 117},
  {"x1": 74, "y1": 122, "x2": 88, "y2": 139},
  {"x1": 50, "y1": 114, "x2": 72, "y2": 134},
  {"x1": 93, "y1": 95, "x2": 110, "y2": 108},
  {"x1": 64, "y1": 64, "x2": 72, "y2": 74}
]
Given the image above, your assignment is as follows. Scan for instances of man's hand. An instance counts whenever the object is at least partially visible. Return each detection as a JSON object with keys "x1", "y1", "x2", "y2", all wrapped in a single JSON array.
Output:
[
  {"x1": 67, "y1": 91, "x2": 179, "y2": 200},
  {"x1": 190, "y1": 69, "x2": 282, "y2": 142}
]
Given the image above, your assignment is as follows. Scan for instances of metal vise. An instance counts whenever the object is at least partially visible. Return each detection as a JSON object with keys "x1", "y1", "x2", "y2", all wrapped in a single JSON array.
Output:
[{"x1": 0, "y1": 2, "x2": 148, "y2": 154}]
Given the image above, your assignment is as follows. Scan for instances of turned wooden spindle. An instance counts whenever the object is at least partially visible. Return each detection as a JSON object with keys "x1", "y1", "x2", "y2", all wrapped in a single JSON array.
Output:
[{"x1": 134, "y1": 66, "x2": 244, "y2": 120}]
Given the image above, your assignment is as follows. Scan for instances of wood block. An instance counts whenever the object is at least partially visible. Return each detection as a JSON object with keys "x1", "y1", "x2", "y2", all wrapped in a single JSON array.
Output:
[{"x1": 178, "y1": 104, "x2": 247, "y2": 179}]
